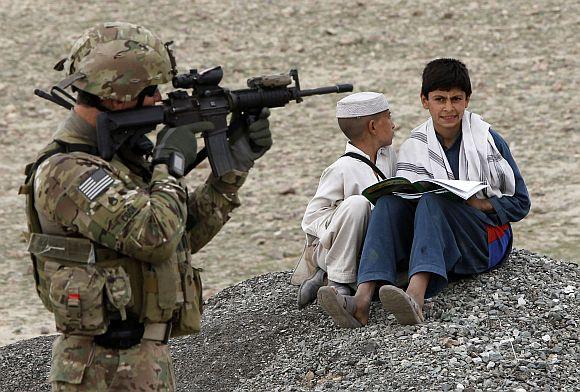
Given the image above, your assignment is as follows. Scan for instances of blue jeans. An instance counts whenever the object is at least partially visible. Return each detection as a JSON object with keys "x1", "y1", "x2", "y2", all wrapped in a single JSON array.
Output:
[{"x1": 357, "y1": 194, "x2": 510, "y2": 298}]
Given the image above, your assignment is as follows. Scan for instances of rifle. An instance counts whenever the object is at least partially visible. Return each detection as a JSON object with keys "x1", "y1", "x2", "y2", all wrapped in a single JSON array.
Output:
[{"x1": 93, "y1": 66, "x2": 352, "y2": 177}]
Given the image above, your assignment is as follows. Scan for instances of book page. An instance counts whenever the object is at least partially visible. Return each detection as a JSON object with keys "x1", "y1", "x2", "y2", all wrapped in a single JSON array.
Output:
[
  {"x1": 363, "y1": 177, "x2": 487, "y2": 203},
  {"x1": 425, "y1": 179, "x2": 487, "y2": 199},
  {"x1": 427, "y1": 179, "x2": 484, "y2": 193}
]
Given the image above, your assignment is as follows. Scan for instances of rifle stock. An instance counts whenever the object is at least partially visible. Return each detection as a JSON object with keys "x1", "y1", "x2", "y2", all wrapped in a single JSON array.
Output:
[{"x1": 96, "y1": 106, "x2": 164, "y2": 160}]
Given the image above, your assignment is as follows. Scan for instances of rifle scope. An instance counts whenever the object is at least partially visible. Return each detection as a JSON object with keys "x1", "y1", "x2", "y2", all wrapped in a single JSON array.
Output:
[{"x1": 172, "y1": 66, "x2": 224, "y2": 89}]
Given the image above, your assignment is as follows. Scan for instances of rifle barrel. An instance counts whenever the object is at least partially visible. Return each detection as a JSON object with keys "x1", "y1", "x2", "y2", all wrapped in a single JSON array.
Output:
[{"x1": 299, "y1": 84, "x2": 353, "y2": 97}]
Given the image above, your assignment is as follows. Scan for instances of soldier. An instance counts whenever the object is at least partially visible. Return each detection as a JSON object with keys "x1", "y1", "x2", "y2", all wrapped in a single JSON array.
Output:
[{"x1": 20, "y1": 22, "x2": 272, "y2": 391}]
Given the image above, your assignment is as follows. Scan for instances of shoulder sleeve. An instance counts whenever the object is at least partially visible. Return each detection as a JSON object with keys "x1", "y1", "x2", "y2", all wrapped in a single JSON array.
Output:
[
  {"x1": 34, "y1": 153, "x2": 187, "y2": 264},
  {"x1": 185, "y1": 179, "x2": 241, "y2": 254},
  {"x1": 487, "y1": 130, "x2": 531, "y2": 224}
]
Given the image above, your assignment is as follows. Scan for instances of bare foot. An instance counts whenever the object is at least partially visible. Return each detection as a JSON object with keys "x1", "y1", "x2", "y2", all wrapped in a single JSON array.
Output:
[
  {"x1": 351, "y1": 281, "x2": 376, "y2": 325},
  {"x1": 353, "y1": 296, "x2": 371, "y2": 326},
  {"x1": 317, "y1": 287, "x2": 363, "y2": 328},
  {"x1": 405, "y1": 289, "x2": 424, "y2": 314},
  {"x1": 405, "y1": 272, "x2": 430, "y2": 314}
]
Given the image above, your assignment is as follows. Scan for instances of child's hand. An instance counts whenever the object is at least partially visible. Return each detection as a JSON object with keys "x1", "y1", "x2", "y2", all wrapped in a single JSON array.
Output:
[{"x1": 466, "y1": 196, "x2": 494, "y2": 213}]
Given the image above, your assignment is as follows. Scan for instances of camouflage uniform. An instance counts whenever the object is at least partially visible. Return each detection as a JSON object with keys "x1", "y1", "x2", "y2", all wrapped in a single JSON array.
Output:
[
  {"x1": 50, "y1": 336, "x2": 175, "y2": 391},
  {"x1": 28, "y1": 110, "x2": 238, "y2": 391},
  {"x1": 22, "y1": 22, "x2": 245, "y2": 391}
]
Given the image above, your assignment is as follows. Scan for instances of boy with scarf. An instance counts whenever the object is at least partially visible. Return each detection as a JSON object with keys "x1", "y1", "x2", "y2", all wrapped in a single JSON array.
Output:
[
  {"x1": 318, "y1": 59, "x2": 530, "y2": 328},
  {"x1": 292, "y1": 92, "x2": 397, "y2": 308}
]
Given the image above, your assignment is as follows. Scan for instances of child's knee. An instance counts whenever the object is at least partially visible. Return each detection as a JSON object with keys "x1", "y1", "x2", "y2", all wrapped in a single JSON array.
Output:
[
  {"x1": 341, "y1": 195, "x2": 371, "y2": 219},
  {"x1": 374, "y1": 195, "x2": 410, "y2": 220},
  {"x1": 417, "y1": 193, "x2": 448, "y2": 214},
  {"x1": 376, "y1": 195, "x2": 405, "y2": 210}
]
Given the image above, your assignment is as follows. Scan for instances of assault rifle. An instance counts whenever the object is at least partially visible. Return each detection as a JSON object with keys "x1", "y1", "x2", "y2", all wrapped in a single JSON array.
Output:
[{"x1": 93, "y1": 66, "x2": 352, "y2": 177}]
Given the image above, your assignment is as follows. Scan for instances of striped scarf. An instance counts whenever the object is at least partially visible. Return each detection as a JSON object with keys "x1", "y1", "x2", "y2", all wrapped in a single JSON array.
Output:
[{"x1": 396, "y1": 111, "x2": 515, "y2": 198}]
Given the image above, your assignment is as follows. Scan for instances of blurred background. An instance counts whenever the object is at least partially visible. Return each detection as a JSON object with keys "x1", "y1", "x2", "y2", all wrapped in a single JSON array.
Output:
[{"x1": 0, "y1": 0, "x2": 577, "y2": 345}]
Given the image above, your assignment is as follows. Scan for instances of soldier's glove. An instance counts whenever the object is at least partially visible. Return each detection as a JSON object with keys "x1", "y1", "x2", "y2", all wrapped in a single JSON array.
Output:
[
  {"x1": 152, "y1": 122, "x2": 213, "y2": 177},
  {"x1": 207, "y1": 108, "x2": 272, "y2": 196},
  {"x1": 228, "y1": 108, "x2": 272, "y2": 172}
]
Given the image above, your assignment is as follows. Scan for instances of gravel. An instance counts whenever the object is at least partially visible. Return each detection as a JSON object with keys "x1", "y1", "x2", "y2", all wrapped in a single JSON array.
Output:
[{"x1": 1, "y1": 249, "x2": 577, "y2": 391}]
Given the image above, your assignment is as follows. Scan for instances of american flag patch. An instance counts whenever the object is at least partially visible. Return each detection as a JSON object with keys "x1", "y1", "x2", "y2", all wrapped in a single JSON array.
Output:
[{"x1": 78, "y1": 168, "x2": 114, "y2": 201}]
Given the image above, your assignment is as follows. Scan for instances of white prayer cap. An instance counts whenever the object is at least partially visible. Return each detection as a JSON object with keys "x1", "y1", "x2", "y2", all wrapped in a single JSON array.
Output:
[{"x1": 336, "y1": 92, "x2": 390, "y2": 118}]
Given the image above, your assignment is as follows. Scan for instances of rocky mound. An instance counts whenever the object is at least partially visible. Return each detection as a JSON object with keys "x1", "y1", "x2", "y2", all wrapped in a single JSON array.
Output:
[{"x1": 0, "y1": 249, "x2": 577, "y2": 391}]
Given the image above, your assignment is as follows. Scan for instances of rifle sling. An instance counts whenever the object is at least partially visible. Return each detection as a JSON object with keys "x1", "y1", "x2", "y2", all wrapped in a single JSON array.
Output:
[{"x1": 191, "y1": 147, "x2": 208, "y2": 169}]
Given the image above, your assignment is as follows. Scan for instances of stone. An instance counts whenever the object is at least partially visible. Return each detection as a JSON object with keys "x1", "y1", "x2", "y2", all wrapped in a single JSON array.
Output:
[{"x1": 1, "y1": 251, "x2": 579, "y2": 391}]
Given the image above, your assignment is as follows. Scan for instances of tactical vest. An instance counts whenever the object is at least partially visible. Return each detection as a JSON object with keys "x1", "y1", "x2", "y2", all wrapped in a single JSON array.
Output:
[{"x1": 20, "y1": 141, "x2": 202, "y2": 337}]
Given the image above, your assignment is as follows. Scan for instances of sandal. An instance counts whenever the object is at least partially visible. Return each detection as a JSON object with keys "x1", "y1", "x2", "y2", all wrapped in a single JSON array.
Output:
[
  {"x1": 317, "y1": 286, "x2": 362, "y2": 328},
  {"x1": 379, "y1": 285, "x2": 424, "y2": 325}
]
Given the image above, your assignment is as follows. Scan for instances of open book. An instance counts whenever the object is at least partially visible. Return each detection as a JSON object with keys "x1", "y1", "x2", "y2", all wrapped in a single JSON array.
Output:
[{"x1": 362, "y1": 177, "x2": 488, "y2": 204}]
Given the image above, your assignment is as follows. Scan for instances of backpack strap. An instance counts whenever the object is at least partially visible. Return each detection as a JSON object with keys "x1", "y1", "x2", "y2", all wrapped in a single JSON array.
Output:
[
  {"x1": 341, "y1": 152, "x2": 387, "y2": 180},
  {"x1": 23, "y1": 140, "x2": 98, "y2": 184},
  {"x1": 55, "y1": 140, "x2": 99, "y2": 154}
]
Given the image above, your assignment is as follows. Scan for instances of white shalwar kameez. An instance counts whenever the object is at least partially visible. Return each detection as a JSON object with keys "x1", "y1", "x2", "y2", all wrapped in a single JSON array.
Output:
[{"x1": 300, "y1": 142, "x2": 397, "y2": 284}]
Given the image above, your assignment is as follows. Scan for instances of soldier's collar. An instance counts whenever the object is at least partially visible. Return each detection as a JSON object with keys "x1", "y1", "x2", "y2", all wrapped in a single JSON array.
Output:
[{"x1": 53, "y1": 111, "x2": 98, "y2": 147}]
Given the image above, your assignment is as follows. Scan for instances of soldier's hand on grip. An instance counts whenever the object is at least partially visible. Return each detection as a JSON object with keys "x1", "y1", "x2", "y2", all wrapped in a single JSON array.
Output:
[
  {"x1": 153, "y1": 122, "x2": 213, "y2": 177},
  {"x1": 228, "y1": 108, "x2": 272, "y2": 172},
  {"x1": 248, "y1": 108, "x2": 272, "y2": 152}
]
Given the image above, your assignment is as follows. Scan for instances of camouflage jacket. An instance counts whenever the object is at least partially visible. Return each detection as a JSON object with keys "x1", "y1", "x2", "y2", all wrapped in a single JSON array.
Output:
[{"x1": 27, "y1": 111, "x2": 239, "y2": 335}]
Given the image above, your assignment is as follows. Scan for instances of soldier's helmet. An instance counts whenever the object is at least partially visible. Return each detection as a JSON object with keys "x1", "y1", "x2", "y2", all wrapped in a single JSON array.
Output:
[{"x1": 60, "y1": 22, "x2": 176, "y2": 102}]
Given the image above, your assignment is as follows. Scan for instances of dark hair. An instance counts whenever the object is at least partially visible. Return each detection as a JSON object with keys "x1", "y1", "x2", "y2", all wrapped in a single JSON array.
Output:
[
  {"x1": 75, "y1": 89, "x2": 103, "y2": 108},
  {"x1": 421, "y1": 58, "x2": 472, "y2": 98},
  {"x1": 337, "y1": 111, "x2": 385, "y2": 141}
]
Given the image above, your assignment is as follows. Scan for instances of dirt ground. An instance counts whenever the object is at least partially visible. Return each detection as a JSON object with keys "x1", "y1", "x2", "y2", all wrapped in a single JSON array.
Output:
[{"x1": 0, "y1": 0, "x2": 578, "y2": 346}]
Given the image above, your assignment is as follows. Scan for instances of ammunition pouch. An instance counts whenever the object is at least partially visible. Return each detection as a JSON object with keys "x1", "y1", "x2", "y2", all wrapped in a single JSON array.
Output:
[
  {"x1": 28, "y1": 232, "x2": 202, "y2": 337},
  {"x1": 145, "y1": 240, "x2": 203, "y2": 337},
  {"x1": 173, "y1": 262, "x2": 203, "y2": 336},
  {"x1": 28, "y1": 233, "x2": 132, "y2": 336},
  {"x1": 48, "y1": 266, "x2": 109, "y2": 335}
]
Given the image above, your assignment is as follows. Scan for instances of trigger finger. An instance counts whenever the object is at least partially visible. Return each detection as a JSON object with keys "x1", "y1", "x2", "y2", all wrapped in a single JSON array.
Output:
[
  {"x1": 249, "y1": 127, "x2": 271, "y2": 140},
  {"x1": 259, "y1": 108, "x2": 271, "y2": 119},
  {"x1": 253, "y1": 133, "x2": 273, "y2": 146},
  {"x1": 253, "y1": 137, "x2": 272, "y2": 148}
]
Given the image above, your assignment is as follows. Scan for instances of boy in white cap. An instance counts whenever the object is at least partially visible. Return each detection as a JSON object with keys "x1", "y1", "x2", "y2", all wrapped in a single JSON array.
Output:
[{"x1": 291, "y1": 92, "x2": 397, "y2": 308}]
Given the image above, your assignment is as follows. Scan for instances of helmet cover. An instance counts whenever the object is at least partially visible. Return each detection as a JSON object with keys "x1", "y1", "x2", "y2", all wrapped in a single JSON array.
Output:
[{"x1": 65, "y1": 21, "x2": 175, "y2": 102}]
